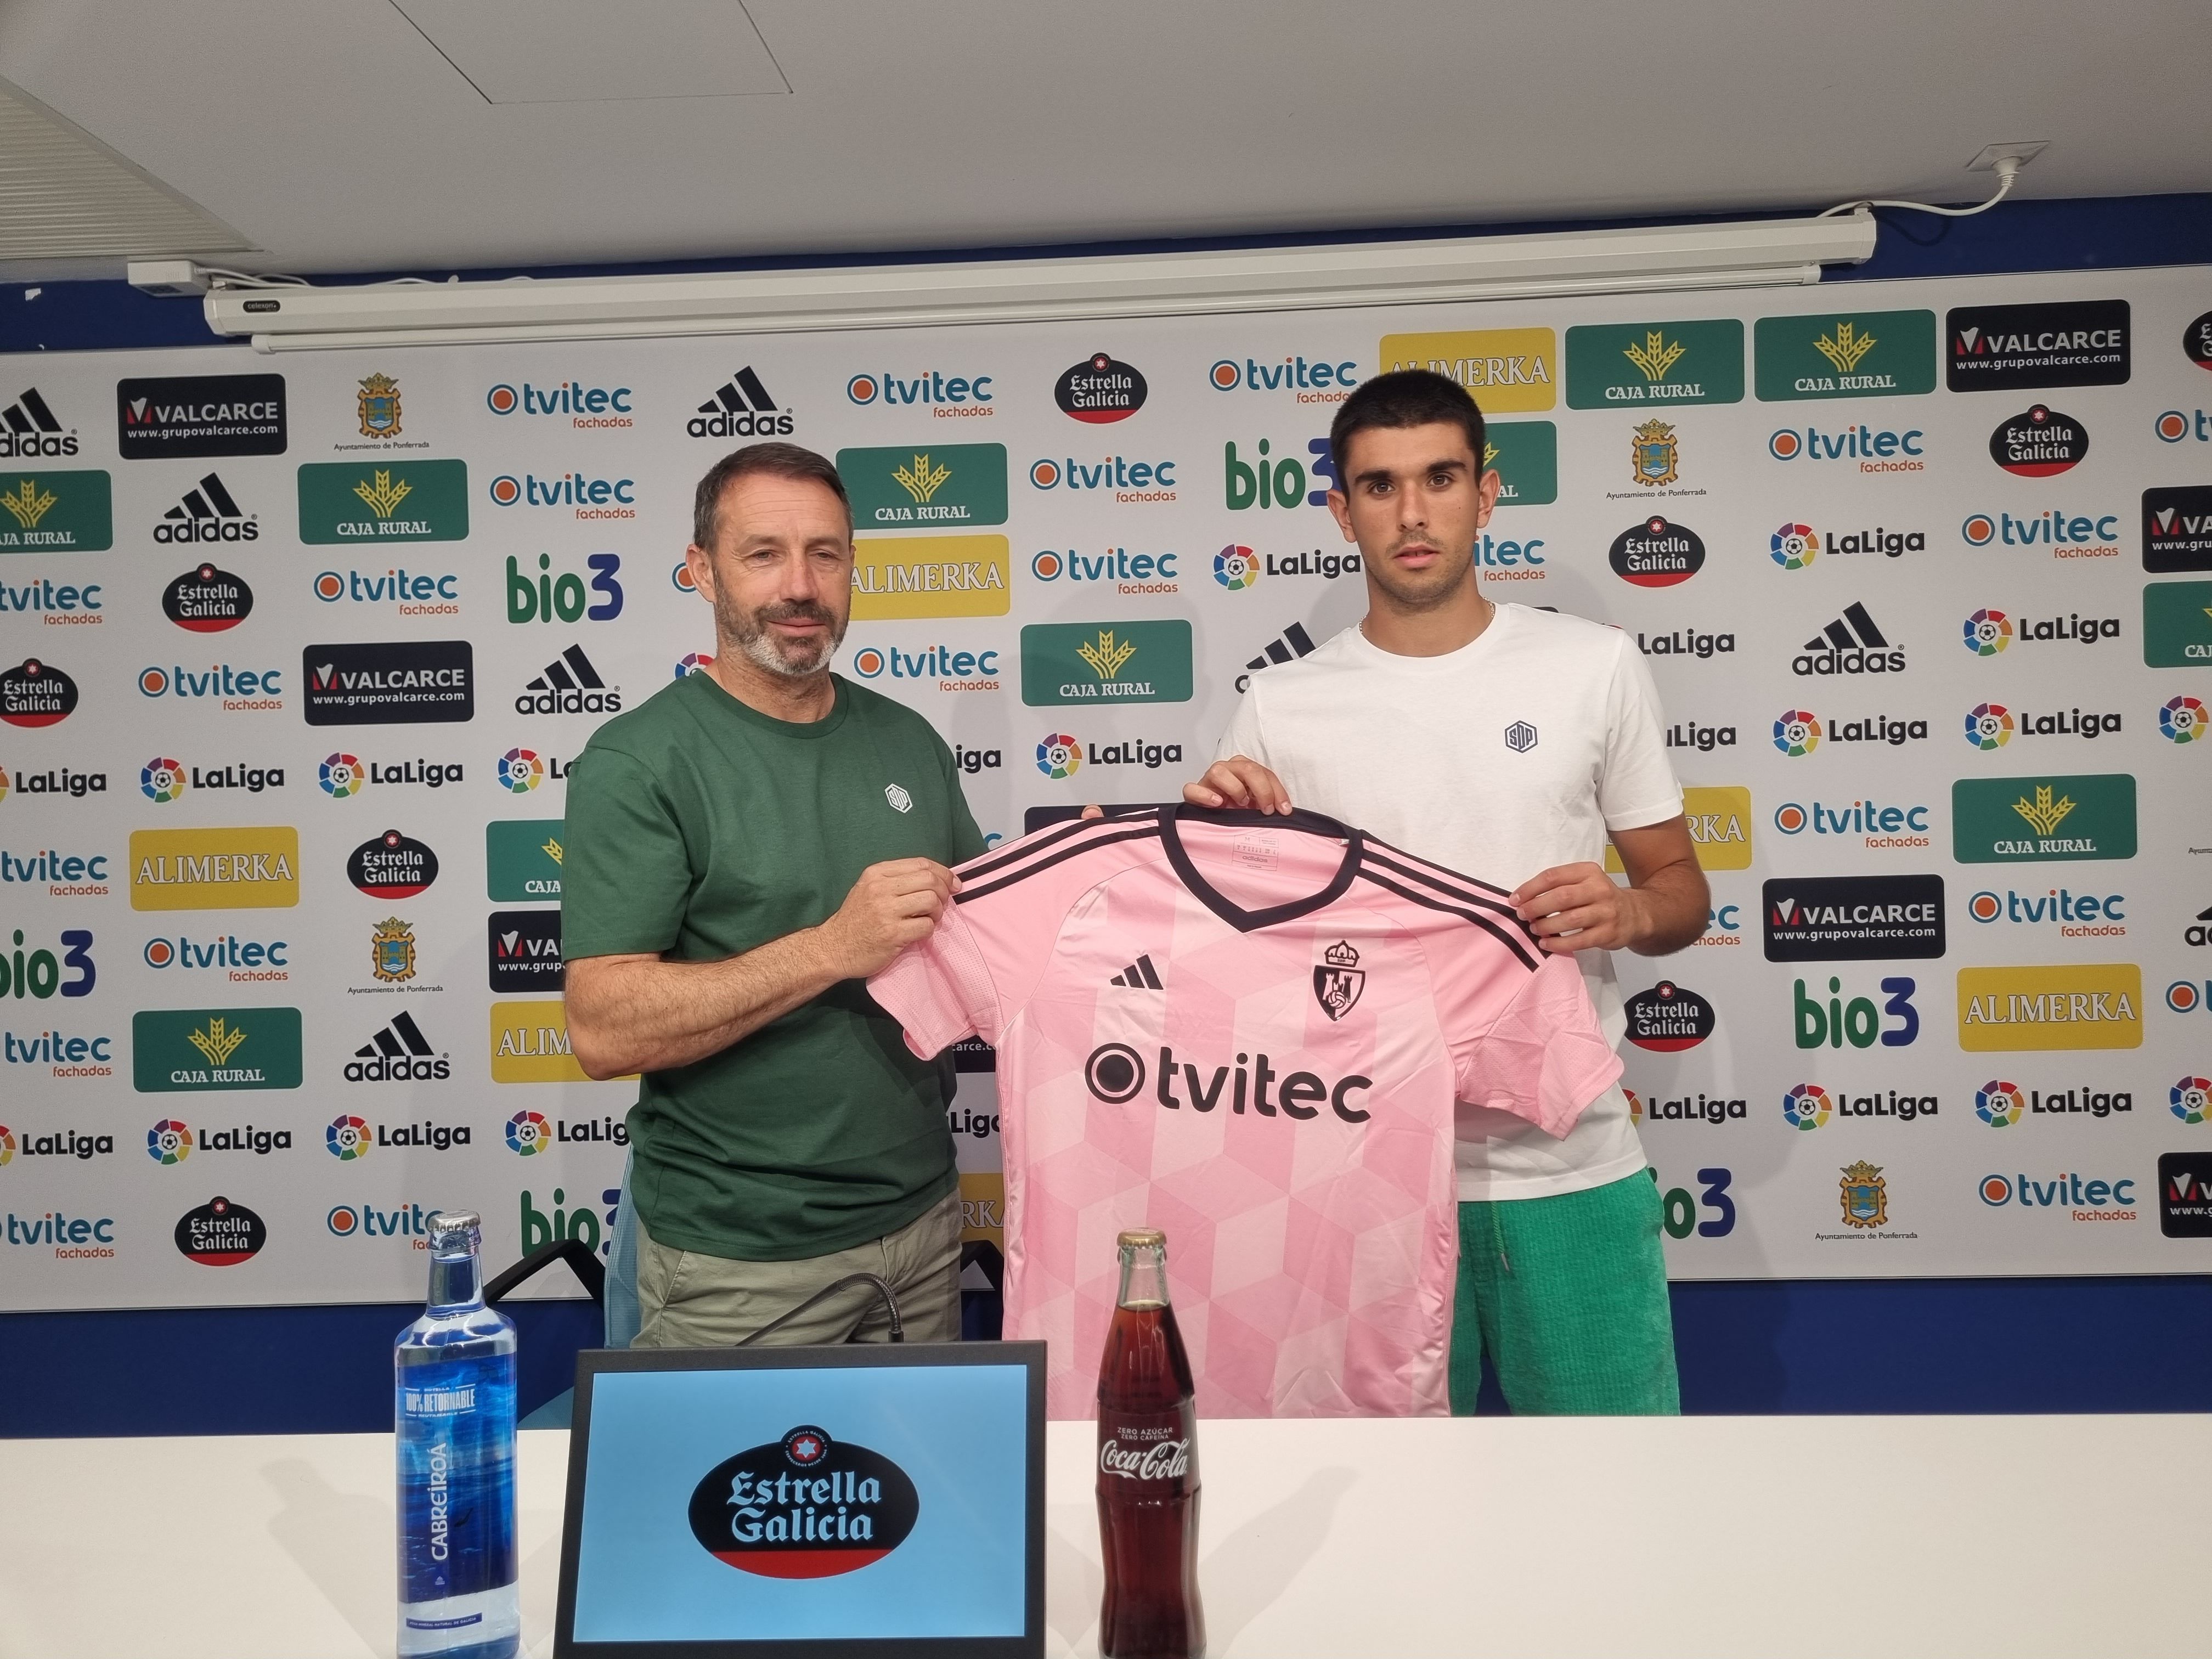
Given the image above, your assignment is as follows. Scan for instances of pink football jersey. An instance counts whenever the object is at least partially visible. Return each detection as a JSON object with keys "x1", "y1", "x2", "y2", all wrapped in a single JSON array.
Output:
[{"x1": 868, "y1": 806, "x2": 1621, "y2": 1418}]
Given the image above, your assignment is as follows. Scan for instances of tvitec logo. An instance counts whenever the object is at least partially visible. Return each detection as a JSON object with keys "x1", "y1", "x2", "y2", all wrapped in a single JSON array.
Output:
[
  {"x1": 313, "y1": 566, "x2": 460, "y2": 614},
  {"x1": 849, "y1": 642, "x2": 1001, "y2": 693},
  {"x1": 487, "y1": 470, "x2": 636, "y2": 521},
  {"x1": 137, "y1": 662, "x2": 282, "y2": 711},
  {"x1": 1028, "y1": 456, "x2": 1176, "y2": 504},
  {"x1": 486, "y1": 379, "x2": 633, "y2": 428},
  {"x1": 1766, "y1": 423, "x2": 1925, "y2": 472},
  {"x1": 1967, "y1": 887, "x2": 2125, "y2": 938},
  {"x1": 1209, "y1": 353, "x2": 1358, "y2": 400},
  {"x1": 1960, "y1": 507, "x2": 2121, "y2": 559},
  {"x1": 845, "y1": 368, "x2": 994, "y2": 416}
]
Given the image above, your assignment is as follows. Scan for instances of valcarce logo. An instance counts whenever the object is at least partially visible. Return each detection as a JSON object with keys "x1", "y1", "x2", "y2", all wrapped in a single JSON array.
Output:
[{"x1": 687, "y1": 1425, "x2": 919, "y2": 1577}]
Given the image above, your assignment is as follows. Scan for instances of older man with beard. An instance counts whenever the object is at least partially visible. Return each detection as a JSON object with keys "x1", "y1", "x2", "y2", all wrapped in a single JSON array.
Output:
[{"x1": 563, "y1": 442, "x2": 982, "y2": 1346}]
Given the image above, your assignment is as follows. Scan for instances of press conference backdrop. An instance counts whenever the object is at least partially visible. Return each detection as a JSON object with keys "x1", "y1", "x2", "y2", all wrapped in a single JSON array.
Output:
[{"x1": 2, "y1": 263, "x2": 2209, "y2": 1312}]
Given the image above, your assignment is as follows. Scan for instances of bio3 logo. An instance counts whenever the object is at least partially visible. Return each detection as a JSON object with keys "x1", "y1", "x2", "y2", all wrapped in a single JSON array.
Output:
[
  {"x1": 0, "y1": 927, "x2": 94, "y2": 999},
  {"x1": 1647, "y1": 1167, "x2": 1737, "y2": 1238},
  {"x1": 1793, "y1": 975, "x2": 1918, "y2": 1049},
  {"x1": 505, "y1": 553, "x2": 622, "y2": 623}
]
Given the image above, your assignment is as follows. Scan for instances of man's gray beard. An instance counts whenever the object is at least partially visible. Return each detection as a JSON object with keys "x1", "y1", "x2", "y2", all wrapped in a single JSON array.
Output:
[{"x1": 724, "y1": 597, "x2": 845, "y2": 679}]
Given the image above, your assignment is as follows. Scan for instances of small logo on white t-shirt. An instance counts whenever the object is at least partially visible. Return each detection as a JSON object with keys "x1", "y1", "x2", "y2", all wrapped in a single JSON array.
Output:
[
  {"x1": 884, "y1": 783, "x2": 912, "y2": 813},
  {"x1": 1504, "y1": 720, "x2": 1539, "y2": 753}
]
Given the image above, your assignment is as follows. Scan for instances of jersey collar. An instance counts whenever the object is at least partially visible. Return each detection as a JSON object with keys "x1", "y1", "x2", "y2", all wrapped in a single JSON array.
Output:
[{"x1": 1159, "y1": 804, "x2": 1363, "y2": 933}]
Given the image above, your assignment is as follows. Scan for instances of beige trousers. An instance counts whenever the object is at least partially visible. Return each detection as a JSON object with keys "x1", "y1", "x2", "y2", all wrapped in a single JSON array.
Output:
[{"x1": 633, "y1": 1188, "x2": 962, "y2": 1348}]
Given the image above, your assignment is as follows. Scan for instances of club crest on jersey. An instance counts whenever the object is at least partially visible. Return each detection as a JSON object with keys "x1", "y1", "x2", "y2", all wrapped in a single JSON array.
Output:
[{"x1": 1313, "y1": 939, "x2": 1365, "y2": 1021}]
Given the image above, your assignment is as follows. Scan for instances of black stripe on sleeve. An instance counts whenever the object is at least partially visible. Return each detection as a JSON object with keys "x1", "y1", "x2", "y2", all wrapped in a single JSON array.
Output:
[
  {"x1": 1353, "y1": 868, "x2": 1544, "y2": 972},
  {"x1": 956, "y1": 808, "x2": 1163, "y2": 885},
  {"x1": 1358, "y1": 837, "x2": 1515, "y2": 900},
  {"x1": 1359, "y1": 848, "x2": 1525, "y2": 926},
  {"x1": 956, "y1": 824, "x2": 1162, "y2": 905}
]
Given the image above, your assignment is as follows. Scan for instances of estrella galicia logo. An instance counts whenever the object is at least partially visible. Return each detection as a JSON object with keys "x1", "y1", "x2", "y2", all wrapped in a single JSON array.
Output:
[
  {"x1": 116, "y1": 374, "x2": 287, "y2": 459},
  {"x1": 163, "y1": 565, "x2": 252, "y2": 632},
  {"x1": 173, "y1": 1194, "x2": 267, "y2": 1265},
  {"x1": 1609, "y1": 517, "x2": 1704, "y2": 587},
  {"x1": 1990, "y1": 406, "x2": 2088, "y2": 477},
  {"x1": 1054, "y1": 353, "x2": 1147, "y2": 422},
  {"x1": 347, "y1": 829, "x2": 438, "y2": 899},
  {"x1": 0, "y1": 659, "x2": 78, "y2": 728},
  {"x1": 1947, "y1": 301, "x2": 2130, "y2": 392},
  {"x1": 687, "y1": 1425, "x2": 919, "y2": 1577},
  {"x1": 302, "y1": 641, "x2": 473, "y2": 726},
  {"x1": 1624, "y1": 981, "x2": 1716, "y2": 1052}
]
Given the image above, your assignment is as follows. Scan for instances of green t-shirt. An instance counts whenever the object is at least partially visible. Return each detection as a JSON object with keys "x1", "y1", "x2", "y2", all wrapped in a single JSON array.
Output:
[{"x1": 560, "y1": 670, "x2": 985, "y2": 1261}]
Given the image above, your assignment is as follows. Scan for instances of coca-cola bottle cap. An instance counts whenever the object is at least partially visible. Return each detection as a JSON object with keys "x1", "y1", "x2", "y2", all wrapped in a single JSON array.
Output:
[{"x1": 1118, "y1": 1227, "x2": 1166, "y2": 1249}]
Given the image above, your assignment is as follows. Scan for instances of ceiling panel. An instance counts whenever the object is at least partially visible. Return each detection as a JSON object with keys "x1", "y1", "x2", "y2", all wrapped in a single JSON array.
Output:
[{"x1": 0, "y1": 0, "x2": 2204, "y2": 276}]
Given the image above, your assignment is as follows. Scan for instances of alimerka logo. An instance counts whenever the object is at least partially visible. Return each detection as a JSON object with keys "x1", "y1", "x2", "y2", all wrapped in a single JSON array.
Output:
[{"x1": 687, "y1": 1426, "x2": 919, "y2": 1578}]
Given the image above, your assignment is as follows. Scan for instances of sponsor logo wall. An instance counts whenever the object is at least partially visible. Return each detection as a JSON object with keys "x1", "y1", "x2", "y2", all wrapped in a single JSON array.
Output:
[{"x1": 2, "y1": 267, "x2": 2205, "y2": 1308}]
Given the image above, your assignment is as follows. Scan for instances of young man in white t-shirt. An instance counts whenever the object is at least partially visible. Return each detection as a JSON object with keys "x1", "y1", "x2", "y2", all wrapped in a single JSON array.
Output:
[{"x1": 1189, "y1": 368, "x2": 1708, "y2": 1414}]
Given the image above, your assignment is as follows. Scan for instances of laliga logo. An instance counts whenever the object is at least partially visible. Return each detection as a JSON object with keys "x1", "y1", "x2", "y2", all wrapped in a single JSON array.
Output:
[
  {"x1": 687, "y1": 1425, "x2": 920, "y2": 1578},
  {"x1": 326, "y1": 1115, "x2": 371, "y2": 1159},
  {"x1": 498, "y1": 749, "x2": 543, "y2": 793},
  {"x1": 320, "y1": 753, "x2": 365, "y2": 798},
  {"x1": 1964, "y1": 703, "x2": 2015, "y2": 752},
  {"x1": 505, "y1": 1110, "x2": 551, "y2": 1155},
  {"x1": 1035, "y1": 733, "x2": 1081, "y2": 779},
  {"x1": 2161, "y1": 696, "x2": 2207, "y2": 743},
  {"x1": 141, "y1": 757, "x2": 187, "y2": 803}
]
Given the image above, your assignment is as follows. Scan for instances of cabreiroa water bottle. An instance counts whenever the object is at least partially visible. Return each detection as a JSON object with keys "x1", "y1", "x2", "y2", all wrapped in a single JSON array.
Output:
[
  {"x1": 1097, "y1": 1227, "x2": 1205, "y2": 1659},
  {"x1": 395, "y1": 1210, "x2": 520, "y2": 1659}
]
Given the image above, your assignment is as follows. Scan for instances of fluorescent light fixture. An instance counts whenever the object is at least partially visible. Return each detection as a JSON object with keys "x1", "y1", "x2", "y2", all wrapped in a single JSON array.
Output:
[{"x1": 191, "y1": 214, "x2": 1877, "y2": 352}]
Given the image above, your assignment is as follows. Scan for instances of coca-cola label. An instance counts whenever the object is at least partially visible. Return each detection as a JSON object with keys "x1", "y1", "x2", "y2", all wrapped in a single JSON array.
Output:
[
  {"x1": 686, "y1": 1424, "x2": 919, "y2": 1578},
  {"x1": 1098, "y1": 1412, "x2": 1197, "y2": 1486},
  {"x1": 1100, "y1": 1434, "x2": 1192, "y2": 1482}
]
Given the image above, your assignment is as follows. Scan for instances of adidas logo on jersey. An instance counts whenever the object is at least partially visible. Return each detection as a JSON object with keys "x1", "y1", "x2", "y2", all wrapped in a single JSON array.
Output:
[
  {"x1": 1235, "y1": 620, "x2": 1317, "y2": 692},
  {"x1": 1793, "y1": 601, "x2": 1904, "y2": 676},
  {"x1": 516, "y1": 644, "x2": 622, "y2": 715},
  {"x1": 688, "y1": 368, "x2": 794, "y2": 438},
  {"x1": 155, "y1": 473, "x2": 258, "y2": 544},
  {"x1": 344, "y1": 1009, "x2": 450, "y2": 1082},
  {"x1": 1108, "y1": 953, "x2": 1164, "y2": 989},
  {"x1": 0, "y1": 386, "x2": 76, "y2": 457}
]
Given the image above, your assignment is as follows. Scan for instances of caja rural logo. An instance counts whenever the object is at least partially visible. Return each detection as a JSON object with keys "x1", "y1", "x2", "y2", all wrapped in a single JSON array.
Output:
[{"x1": 687, "y1": 1425, "x2": 919, "y2": 1578}]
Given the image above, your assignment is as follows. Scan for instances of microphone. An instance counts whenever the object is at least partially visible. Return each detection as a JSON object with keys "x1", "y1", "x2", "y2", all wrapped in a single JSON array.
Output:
[{"x1": 736, "y1": 1272, "x2": 906, "y2": 1345}]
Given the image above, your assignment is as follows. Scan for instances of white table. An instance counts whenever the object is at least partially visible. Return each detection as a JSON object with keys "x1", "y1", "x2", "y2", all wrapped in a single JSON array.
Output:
[{"x1": 2, "y1": 1416, "x2": 2205, "y2": 1657}]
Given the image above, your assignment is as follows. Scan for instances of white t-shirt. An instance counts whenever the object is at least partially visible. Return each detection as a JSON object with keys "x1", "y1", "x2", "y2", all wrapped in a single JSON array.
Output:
[{"x1": 1216, "y1": 602, "x2": 1684, "y2": 1200}]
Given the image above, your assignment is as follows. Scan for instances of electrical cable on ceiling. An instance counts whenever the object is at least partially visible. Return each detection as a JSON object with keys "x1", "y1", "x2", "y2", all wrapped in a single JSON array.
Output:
[{"x1": 1820, "y1": 155, "x2": 2024, "y2": 220}]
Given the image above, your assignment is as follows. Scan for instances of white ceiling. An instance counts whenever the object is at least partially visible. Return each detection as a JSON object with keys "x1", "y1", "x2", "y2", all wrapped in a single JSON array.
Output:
[{"x1": 1, "y1": 0, "x2": 2208, "y2": 278}]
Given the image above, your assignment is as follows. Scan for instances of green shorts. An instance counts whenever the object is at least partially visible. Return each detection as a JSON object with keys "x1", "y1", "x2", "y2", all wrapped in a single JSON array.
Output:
[{"x1": 1449, "y1": 1170, "x2": 1681, "y2": 1415}]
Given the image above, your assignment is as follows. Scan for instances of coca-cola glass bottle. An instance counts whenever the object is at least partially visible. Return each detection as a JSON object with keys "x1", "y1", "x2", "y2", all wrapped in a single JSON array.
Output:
[{"x1": 1096, "y1": 1227, "x2": 1205, "y2": 1659}]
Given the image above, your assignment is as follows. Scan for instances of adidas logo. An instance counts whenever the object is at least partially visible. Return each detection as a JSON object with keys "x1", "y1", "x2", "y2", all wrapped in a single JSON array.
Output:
[
  {"x1": 2187, "y1": 904, "x2": 2212, "y2": 948},
  {"x1": 1792, "y1": 601, "x2": 1904, "y2": 676},
  {"x1": 0, "y1": 387, "x2": 76, "y2": 458},
  {"x1": 1235, "y1": 620, "x2": 1317, "y2": 691},
  {"x1": 1108, "y1": 953, "x2": 1164, "y2": 990},
  {"x1": 687, "y1": 367, "x2": 794, "y2": 439},
  {"x1": 343, "y1": 1009, "x2": 450, "y2": 1082},
  {"x1": 516, "y1": 644, "x2": 623, "y2": 716},
  {"x1": 155, "y1": 473, "x2": 257, "y2": 544}
]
